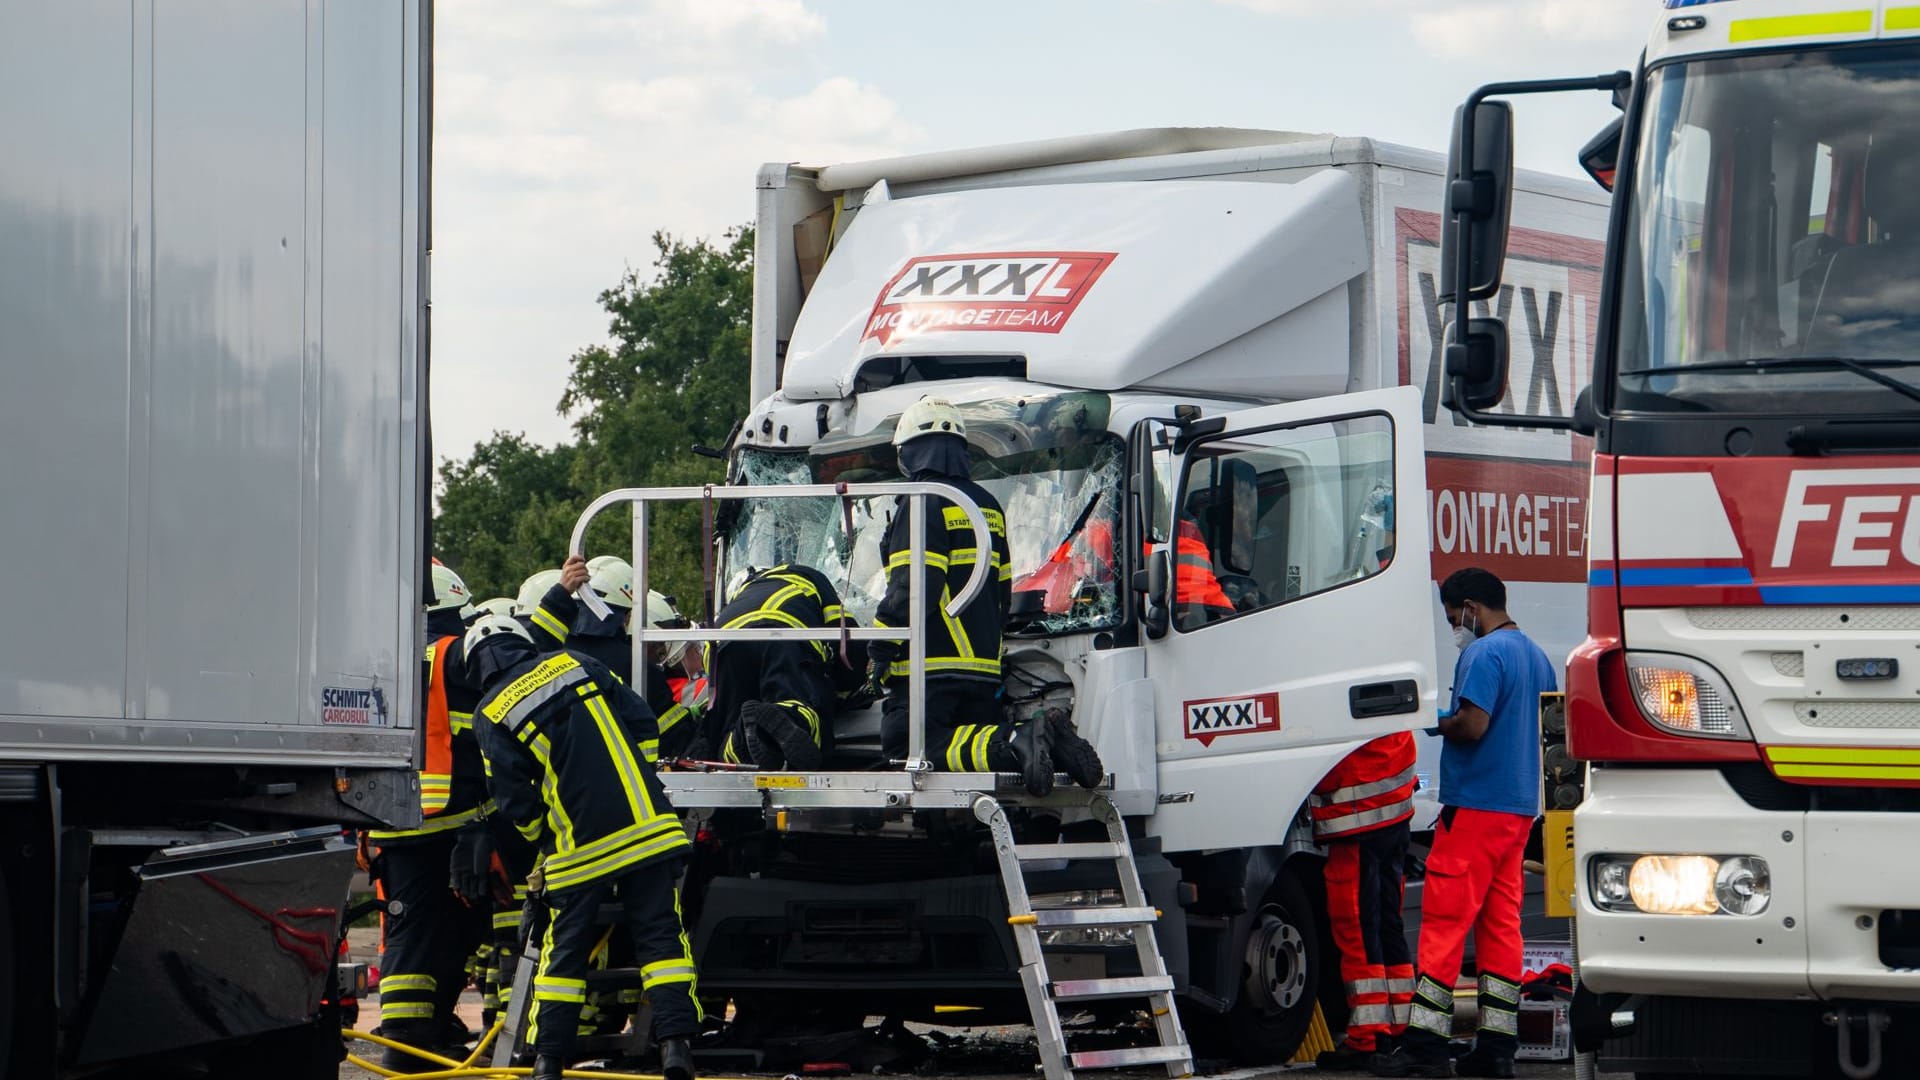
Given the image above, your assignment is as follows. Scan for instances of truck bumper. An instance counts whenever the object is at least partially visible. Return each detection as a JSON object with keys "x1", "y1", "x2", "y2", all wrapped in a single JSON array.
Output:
[{"x1": 1576, "y1": 765, "x2": 1920, "y2": 1002}]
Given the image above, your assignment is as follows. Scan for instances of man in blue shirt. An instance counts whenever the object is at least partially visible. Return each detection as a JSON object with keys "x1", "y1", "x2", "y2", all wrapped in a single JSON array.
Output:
[{"x1": 1373, "y1": 569, "x2": 1555, "y2": 1079}]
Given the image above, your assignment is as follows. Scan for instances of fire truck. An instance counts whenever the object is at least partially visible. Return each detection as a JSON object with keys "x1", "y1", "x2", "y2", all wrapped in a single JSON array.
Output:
[{"x1": 1439, "y1": 2, "x2": 1920, "y2": 1076}]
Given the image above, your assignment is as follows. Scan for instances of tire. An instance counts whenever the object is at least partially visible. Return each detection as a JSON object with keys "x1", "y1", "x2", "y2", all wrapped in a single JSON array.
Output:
[{"x1": 1187, "y1": 866, "x2": 1322, "y2": 1064}]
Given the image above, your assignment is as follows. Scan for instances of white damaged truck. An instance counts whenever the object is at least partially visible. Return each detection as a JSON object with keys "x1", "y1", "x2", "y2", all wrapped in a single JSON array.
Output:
[{"x1": 632, "y1": 129, "x2": 1610, "y2": 1063}]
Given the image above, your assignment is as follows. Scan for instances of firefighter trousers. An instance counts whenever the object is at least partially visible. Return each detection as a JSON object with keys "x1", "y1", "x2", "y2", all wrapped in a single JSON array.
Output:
[
  {"x1": 707, "y1": 639, "x2": 834, "y2": 766},
  {"x1": 374, "y1": 835, "x2": 471, "y2": 1038},
  {"x1": 530, "y1": 858, "x2": 701, "y2": 1057},
  {"x1": 880, "y1": 679, "x2": 1006, "y2": 769},
  {"x1": 1404, "y1": 806, "x2": 1531, "y2": 1055},
  {"x1": 1323, "y1": 820, "x2": 1413, "y2": 1052}
]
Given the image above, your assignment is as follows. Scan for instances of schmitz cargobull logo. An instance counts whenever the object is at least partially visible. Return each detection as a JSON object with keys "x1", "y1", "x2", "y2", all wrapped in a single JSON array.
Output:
[
  {"x1": 863, "y1": 251, "x2": 1116, "y2": 345},
  {"x1": 1182, "y1": 692, "x2": 1282, "y2": 747}
]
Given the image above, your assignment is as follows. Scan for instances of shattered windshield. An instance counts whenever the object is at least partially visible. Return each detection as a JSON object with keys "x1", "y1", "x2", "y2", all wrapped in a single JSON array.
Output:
[{"x1": 727, "y1": 391, "x2": 1126, "y2": 636}]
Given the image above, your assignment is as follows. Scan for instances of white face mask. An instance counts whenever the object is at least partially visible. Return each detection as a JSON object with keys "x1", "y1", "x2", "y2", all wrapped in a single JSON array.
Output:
[{"x1": 1452, "y1": 624, "x2": 1476, "y2": 652}]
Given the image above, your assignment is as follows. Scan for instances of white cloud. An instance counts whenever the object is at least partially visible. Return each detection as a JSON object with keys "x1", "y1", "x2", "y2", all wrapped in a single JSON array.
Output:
[
  {"x1": 430, "y1": 0, "x2": 921, "y2": 458},
  {"x1": 1209, "y1": 0, "x2": 1651, "y2": 60}
]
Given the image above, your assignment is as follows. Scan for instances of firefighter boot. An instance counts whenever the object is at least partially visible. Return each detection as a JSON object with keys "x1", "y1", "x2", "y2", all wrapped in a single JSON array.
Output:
[
  {"x1": 1370, "y1": 1028, "x2": 1454, "y2": 1078},
  {"x1": 660, "y1": 1036, "x2": 696, "y2": 1080},
  {"x1": 998, "y1": 719, "x2": 1054, "y2": 797},
  {"x1": 531, "y1": 1054, "x2": 565, "y2": 1080},
  {"x1": 377, "y1": 1026, "x2": 446, "y2": 1075},
  {"x1": 1044, "y1": 708, "x2": 1104, "y2": 789},
  {"x1": 750, "y1": 701, "x2": 823, "y2": 770}
]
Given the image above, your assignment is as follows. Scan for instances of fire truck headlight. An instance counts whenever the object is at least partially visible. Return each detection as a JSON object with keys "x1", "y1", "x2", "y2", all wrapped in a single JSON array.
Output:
[
  {"x1": 1625, "y1": 653, "x2": 1750, "y2": 739},
  {"x1": 1589, "y1": 854, "x2": 1770, "y2": 916}
]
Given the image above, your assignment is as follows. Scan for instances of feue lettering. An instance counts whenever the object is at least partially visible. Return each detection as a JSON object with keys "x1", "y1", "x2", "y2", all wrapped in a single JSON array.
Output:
[{"x1": 1772, "y1": 469, "x2": 1920, "y2": 570}]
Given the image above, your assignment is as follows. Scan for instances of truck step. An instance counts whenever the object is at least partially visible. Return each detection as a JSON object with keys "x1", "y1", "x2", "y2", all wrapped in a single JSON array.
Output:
[
  {"x1": 1051, "y1": 975, "x2": 1175, "y2": 1002},
  {"x1": 1013, "y1": 842, "x2": 1127, "y2": 861},
  {"x1": 1068, "y1": 1045, "x2": 1193, "y2": 1071},
  {"x1": 1018, "y1": 906, "x2": 1157, "y2": 928}
]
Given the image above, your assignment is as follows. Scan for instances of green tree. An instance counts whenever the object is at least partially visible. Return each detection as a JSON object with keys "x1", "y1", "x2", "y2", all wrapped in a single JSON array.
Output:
[{"x1": 435, "y1": 227, "x2": 753, "y2": 612}]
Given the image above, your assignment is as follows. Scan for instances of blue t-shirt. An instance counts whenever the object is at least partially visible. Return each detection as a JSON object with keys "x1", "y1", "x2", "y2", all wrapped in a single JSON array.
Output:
[{"x1": 1440, "y1": 627, "x2": 1556, "y2": 817}]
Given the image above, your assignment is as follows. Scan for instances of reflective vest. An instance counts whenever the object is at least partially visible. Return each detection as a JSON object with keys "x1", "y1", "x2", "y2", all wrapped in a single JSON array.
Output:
[
  {"x1": 1173, "y1": 519, "x2": 1234, "y2": 622},
  {"x1": 476, "y1": 651, "x2": 688, "y2": 893},
  {"x1": 1310, "y1": 731, "x2": 1417, "y2": 841},
  {"x1": 370, "y1": 636, "x2": 489, "y2": 840},
  {"x1": 875, "y1": 483, "x2": 1013, "y2": 681}
]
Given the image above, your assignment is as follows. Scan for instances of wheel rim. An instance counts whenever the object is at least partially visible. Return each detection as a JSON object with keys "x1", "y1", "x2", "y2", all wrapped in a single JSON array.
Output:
[{"x1": 1244, "y1": 907, "x2": 1310, "y2": 1014}]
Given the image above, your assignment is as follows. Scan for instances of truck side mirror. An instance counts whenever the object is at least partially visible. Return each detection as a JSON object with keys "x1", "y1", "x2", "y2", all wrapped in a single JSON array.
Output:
[
  {"x1": 1441, "y1": 100, "x2": 1516, "y2": 303},
  {"x1": 1133, "y1": 549, "x2": 1171, "y2": 640},
  {"x1": 1222, "y1": 460, "x2": 1258, "y2": 575},
  {"x1": 1441, "y1": 317, "x2": 1512, "y2": 413},
  {"x1": 1572, "y1": 385, "x2": 1600, "y2": 437},
  {"x1": 1579, "y1": 116, "x2": 1624, "y2": 193}
]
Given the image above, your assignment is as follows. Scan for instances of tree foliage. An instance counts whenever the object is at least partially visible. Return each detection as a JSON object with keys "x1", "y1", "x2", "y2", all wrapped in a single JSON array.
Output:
[{"x1": 433, "y1": 228, "x2": 752, "y2": 609}]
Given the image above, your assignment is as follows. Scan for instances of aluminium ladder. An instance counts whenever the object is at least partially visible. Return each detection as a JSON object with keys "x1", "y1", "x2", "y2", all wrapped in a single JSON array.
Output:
[{"x1": 974, "y1": 790, "x2": 1193, "y2": 1080}]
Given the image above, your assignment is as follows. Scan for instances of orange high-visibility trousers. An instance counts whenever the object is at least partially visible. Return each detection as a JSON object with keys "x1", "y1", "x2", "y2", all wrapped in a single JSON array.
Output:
[{"x1": 1406, "y1": 807, "x2": 1531, "y2": 1046}]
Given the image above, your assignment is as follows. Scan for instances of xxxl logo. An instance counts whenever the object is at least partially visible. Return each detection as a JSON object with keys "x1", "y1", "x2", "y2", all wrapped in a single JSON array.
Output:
[
  {"x1": 1182, "y1": 692, "x2": 1281, "y2": 747},
  {"x1": 1772, "y1": 468, "x2": 1920, "y2": 569},
  {"x1": 864, "y1": 251, "x2": 1116, "y2": 345}
]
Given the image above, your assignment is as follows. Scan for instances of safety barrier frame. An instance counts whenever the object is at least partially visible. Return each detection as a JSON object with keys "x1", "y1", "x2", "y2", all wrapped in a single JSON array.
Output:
[{"x1": 569, "y1": 481, "x2": 1070, "y2": 809}]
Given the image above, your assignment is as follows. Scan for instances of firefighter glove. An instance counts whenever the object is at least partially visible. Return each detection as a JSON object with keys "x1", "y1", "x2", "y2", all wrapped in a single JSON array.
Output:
[{"x1": 449, "y1": 824, "x2": 493, "y2": 904}]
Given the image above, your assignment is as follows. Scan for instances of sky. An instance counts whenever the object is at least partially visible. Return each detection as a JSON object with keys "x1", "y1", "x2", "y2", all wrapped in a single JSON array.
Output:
[{"x1": 431, "y1": 0, "x2": 1660, "y2": 461}]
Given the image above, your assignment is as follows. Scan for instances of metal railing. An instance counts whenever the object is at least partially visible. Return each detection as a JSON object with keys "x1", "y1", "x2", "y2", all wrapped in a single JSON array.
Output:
[{"x1": 568, "y1": 481, "x2": 993, "y2": 776}]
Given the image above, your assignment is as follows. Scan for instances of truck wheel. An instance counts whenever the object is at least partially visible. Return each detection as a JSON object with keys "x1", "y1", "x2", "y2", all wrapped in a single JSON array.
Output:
[{"x1": 1189, "y1": 867, "x2": 1321, "y2": 1064}]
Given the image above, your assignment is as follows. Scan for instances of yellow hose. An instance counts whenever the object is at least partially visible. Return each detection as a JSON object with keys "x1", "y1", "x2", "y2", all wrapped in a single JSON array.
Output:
[{"x1": 342, "y1": 1022, "x2": 731, "y2": 1080}]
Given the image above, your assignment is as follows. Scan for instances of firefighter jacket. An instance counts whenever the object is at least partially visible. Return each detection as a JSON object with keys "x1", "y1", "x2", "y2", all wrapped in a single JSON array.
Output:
[
  {"x1": 370, "y1": 632, "x2": 491, "y2": 842},
  {"x1": 529, "y1": 585, "x2": 697, "y2": 753},
  {"x1": 475, "y1": 650, "x2": 688, "y2": 894},
  {"x1": 1310, "y1": 731, "x2": 1418, "y2": 841},
  {"x1": 873, "y1": 477, "x2": 1012, "y2": 682},
  {"x1": 718, "y1": 564, "x2": 847, "y2": 662}
]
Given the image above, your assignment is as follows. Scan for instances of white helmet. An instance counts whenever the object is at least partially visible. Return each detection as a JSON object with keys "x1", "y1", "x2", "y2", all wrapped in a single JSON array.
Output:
[
  {"x1": 893, "y1": 397, "x2": 966, "y2": 447},
  {"x1": 429, "y1": 560, "x2": 473, "y2": 614},
  {"x1": 643, "y1": 590, "x2": 691, "y2": 665},
  {"x1": 725, "y1": 565, "x2": 767, "y2": 605},
  {"x1": 514, "y1": 569, "x2": 563, "y2": 616},
  {"x1": 585, "y1": 555, "x2": 636, "y2": 611},
  {"x1": 475, "y1": 597, "x2": 516, "y2": 620},
  {"x1": 463, "y1": 612, "x2": 532, "y2": 658}
]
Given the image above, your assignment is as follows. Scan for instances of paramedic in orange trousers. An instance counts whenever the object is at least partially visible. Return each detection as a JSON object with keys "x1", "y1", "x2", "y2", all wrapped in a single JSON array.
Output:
[
  {"x1": 1312, "y1": 729, "x2": 1418, "y2": 1070},
  {"x1": 1372, "y1": 568, "x2": 1554, "y2": 1079}
]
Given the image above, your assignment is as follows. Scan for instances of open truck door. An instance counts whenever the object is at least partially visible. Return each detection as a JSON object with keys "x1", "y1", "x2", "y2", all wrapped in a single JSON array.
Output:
[{"x1": 1143, "y1": 386, "x2": 1435, "y2": 850}]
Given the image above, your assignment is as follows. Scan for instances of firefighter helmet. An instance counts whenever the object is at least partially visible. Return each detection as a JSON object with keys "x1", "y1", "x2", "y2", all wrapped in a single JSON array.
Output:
[
  {"x1": 514, "y1": 569, "x2": 563, "y2": 616},
  {"x1": 463, "y1": 612, "x2": 532, "y2": 657},
  {"x1": 585, "y1": 556, "x2": 636, "y2": 611},
  {"x1": 892, "y1": 397, "x2": 966, "y2": 447},
  {"x1": 429, "y1": 561, "x2": 473, "y2": 614}
]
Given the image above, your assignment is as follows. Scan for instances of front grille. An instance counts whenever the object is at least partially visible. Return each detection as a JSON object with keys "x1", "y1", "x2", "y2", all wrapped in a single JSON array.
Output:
[
  {"x1": 1795, "y1": 701, "x2": 1920, "y2": 729},
  {"x1": 1687, "y1": 606, "x2": 1920, "y2": 632},
  {"x1": 1719, "y1": 764, "x2": 1811, "y2": 812}
]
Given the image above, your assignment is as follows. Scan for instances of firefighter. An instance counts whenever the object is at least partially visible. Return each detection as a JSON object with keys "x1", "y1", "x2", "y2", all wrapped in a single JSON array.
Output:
[
  {"x1": 1372, "y1": 569, "x2": 1555, "y2": 1080},
  {"x1": 700, "y1": 563, "x2": 857, "y2": 769},
  {"x1": 368, "y1": 560, "x2": 492, "y2": 1072},
  {"x1": 484, "y1": 559, "x2": 593, "y2": 1031},
  {"x1": 464, "y1": 613, "x2": 699, "y2": 1080},
  {"x1": 1311, "y1": 731, "x2": 1417, "y2": 1070},
  {"x1": 871, "y1": 397, "x2": 1102, "y2": 796}
]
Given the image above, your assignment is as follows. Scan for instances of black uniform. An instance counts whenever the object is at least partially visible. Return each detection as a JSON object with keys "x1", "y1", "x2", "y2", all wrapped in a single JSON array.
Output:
[
  {"x1": 370, "y1": 608, "x2": 492, "y2": 1048},
  {"x1": 704, "y1": 564, "x2": 848, "y2": 768},
  {"x1": 537, "y1": 586, "x2": 697, "y2": 759},
  {"x1": 873, "y1": 474, "x2": 1015, "y2": 769},
  {"x1": 472, "y1": 645, "x2": 699, "y2": 1059}
]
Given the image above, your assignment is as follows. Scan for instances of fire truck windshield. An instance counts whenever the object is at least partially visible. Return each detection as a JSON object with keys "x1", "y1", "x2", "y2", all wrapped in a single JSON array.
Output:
[{"x1": 1614, "y1": 42, "x2": 1920, "y2": 415}]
